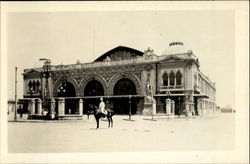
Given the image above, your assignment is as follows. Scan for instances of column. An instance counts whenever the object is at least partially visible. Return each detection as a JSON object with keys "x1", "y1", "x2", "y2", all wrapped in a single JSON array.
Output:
[
  {"x1": 204, "y1": 100, "x2": 207, "y2": 115},
  {"x1": 202, "y1": 100, "x2": 205, "y2": 115},
  {"x1": 174, "y1": 75, "x2": 176, "y2": 88},
  {"x1": 37, "y1": 98, "x2": 42, "y2": 115},
  {"x1": 171, "y1": 100, "x2": 175, "y2": 115},
  {"x1": 58, "y1": 98, "x2": 65, "y2": 116},
  {"x1": 185, "y1": 100, "x2": 190, "y2": 116},
  {"x1": 197, "y1": 100, "x2": 201, "y2": 116},
  {"x1": 30, "y1": 98, "x2": 35, "y2": 115},
  {"x1": 152, "y1": 98, "x2": 156, "y2": 115},
  {"x1": 165, "y1": 98, "x2": 171, "y2": 115},
  {"x1": 168, "y1": 77, "x2": 170, "y2": 88},
  {"x1": 79, "y1": 99, "x2": 83, "y2": 116},
  {"x1": 50, "y1": 98, "x2": 56, "y2": 114},
  {"x1": 189, "y1": 95, "x2": 194, "y2": 116}
]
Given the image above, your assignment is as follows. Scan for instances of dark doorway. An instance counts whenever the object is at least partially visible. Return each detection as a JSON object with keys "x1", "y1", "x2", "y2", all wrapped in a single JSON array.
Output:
[
  {"x1": 84, "y1": 80, "x2": 104, "y2": 96},
  {"x1": 113, "y1": 78, "x2": 137, "y2": 114},
  {"x1": 83, "y1": 80, "x2": 104, "y2": 114},
  {"x1": 57, "y1": 82, "x2": 76, "y2": 114}
]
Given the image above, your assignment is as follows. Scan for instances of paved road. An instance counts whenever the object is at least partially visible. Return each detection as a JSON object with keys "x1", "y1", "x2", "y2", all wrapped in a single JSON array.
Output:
[{"x1": 7, "y1": 113, "x2": 235, "y2": 153}]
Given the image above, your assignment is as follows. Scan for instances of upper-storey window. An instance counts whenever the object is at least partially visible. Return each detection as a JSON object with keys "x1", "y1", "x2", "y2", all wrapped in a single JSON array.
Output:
[
  {"x1": 28, "y1": 80, "x2": 40, "y2": 92},
  {"x1": 162, "y1": 72, "x2": 168, "y2": 86},
  {"x1": 170, "y1": 71, "x2": 175, "y2": 86},
  {"x1": 176, "y1": 70, "x2": 182, "y2": 85},
  {"x1": 28, "y1": 81, "x2": 33, "y2": 91}
]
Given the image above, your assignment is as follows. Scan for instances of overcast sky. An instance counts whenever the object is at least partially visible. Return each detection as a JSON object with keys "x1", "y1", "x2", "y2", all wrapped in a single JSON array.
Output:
[{"x1": 7, "y1": 10, "x2": 235, "y2": 108}]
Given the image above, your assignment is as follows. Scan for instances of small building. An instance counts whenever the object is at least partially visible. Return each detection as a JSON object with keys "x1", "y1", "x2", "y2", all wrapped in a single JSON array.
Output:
[{"x1": 22, "y1": 42, "x2": 216, "y2": 119}]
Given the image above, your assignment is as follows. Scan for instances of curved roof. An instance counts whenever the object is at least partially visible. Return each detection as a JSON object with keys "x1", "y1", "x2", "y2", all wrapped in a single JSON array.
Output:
[{"x1": 94, "y1": 46, "x2": 144, "y2": 62}]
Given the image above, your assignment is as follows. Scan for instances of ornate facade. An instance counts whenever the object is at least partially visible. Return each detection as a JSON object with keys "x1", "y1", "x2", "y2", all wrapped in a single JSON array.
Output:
[{"x1": 22, "y1": 42, "x2": 216, "y2": 119}]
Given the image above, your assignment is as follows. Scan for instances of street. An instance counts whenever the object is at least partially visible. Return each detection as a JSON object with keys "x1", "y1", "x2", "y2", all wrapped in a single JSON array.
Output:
[{"x1": 8, "y1": 113, "x2": 235, "y2": 153}]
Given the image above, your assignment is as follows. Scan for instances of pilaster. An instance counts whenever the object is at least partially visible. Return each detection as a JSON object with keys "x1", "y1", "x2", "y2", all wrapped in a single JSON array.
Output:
[{"x1": 58, "y1": 98, "x2": 65, "y2": 116}]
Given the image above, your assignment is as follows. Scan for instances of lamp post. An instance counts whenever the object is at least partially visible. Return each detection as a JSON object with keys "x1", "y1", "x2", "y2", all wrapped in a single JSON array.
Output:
[
  {"x1": 39, "y1": 58, "x2": 51, "y2": 100},
  {"x1": 39, "y1": 58, "x2": 51, "y2": 113},
  {"x1": 14, "y1": 67, "x2": 17, "y2": 121},
  {"x1": 128, "y1": 95, "x2": 131, "y2": 120}
]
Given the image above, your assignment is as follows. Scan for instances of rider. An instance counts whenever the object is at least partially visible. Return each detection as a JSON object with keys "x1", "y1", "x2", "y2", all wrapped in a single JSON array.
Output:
[{"x1": 99, "y1": 97, "x2": 106, "y2": 115}]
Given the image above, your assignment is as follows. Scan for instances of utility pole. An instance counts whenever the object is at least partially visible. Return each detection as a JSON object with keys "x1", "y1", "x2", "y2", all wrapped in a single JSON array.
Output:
[{"x1": 14, "y1": 67, "x2": 17, "y2": 121}]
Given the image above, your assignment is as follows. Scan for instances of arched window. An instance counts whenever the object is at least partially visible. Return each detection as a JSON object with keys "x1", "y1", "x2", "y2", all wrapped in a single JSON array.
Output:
[
  {"x1": 170, "y1": 71, "x2": 175, "y2": 86},
  {"x1": 28, "y1": 81, "x2": 32, "y2": 91},
  {"x1": 162, "y1": 72, "x2": 168, "y2": 86},
  {"x1": 32, "y1": 80, "x2": 36, "y2": 92},
  {"x1": 176, "y1": 70, "x2": 182, "y2": 85}
]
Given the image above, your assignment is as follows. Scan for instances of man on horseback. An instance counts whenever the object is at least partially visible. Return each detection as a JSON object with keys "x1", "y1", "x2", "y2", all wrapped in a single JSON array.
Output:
[{"x1": 99, "y1": 97, "x2": 106, "y2": 117}]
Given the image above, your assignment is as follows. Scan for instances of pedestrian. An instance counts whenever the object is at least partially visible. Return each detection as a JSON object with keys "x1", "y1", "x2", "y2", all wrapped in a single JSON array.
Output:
[{"x1": 20, "y1": 108, "x2": 23, "y2": 118}]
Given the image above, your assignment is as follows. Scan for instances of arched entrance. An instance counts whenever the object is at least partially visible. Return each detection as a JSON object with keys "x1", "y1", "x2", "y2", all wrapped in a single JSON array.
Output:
[
  {"x1": 84, "y1": 80, "x2": 104, "y2": 96},
  {"x1": 57, "y1": 82, "x2": 77, "y2": 114},
  {"x1": 83, "y1": 80, "x2": 104, "y2": 114},
  {"x1": 113, "y1": 78, "x2": 137, "y2": 114}
]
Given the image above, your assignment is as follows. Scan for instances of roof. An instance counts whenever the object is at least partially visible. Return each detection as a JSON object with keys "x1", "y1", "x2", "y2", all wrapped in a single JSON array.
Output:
[{"x1": 94, "y1": 46, "x2": 144, "y2": 62}]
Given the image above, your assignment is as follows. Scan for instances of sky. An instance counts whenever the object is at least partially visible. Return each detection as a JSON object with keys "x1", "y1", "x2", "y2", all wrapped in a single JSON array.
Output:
[{"x1": 6, "y1": 10, "x2": 235, "y2": 108}]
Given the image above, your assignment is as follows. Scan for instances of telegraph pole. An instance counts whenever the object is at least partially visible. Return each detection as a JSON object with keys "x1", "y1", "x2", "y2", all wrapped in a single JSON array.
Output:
[{"x1": 14, "y1": 67, "x2": 17, "y2": 121}]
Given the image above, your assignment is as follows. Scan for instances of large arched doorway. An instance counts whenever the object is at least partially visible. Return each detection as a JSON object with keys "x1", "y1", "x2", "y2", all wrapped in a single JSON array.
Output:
[
  {"x1": 83, "y1": 80, "x2": 104, "y2": 114},
  {"x1": 57, "y1": 82, "x2": 77, "y2": 114},
  {"x1": 113, "y1": 78, "x2": 137, "y2": 114},
  {"x1": 84, "y1": 80, "x2": 104, "y2": 96}
]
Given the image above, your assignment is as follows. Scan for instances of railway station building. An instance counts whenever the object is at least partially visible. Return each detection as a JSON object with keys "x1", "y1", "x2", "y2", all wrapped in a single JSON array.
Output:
[{"x1": 21, "y1": 42, "x2": 216, "y2": 119}]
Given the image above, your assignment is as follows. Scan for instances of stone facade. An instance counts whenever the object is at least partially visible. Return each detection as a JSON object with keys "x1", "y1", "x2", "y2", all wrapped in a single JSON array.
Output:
[{"x1": 22, "y1": 43, "x2": 216, "y2": 119}]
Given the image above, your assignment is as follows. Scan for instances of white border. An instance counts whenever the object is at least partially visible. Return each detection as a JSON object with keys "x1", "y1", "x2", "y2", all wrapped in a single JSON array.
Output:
[{"x1": 1, "y1": 1, "x2": 249, "y2": 163}]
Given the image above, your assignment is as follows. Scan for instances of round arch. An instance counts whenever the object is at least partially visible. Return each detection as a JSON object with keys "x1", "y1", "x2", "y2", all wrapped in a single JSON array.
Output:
[
  {"x1": 57, "y1": 82, "x2": 76, "y2": 97},
  {"x1": 113, "y1": 78, "x2": 137, "y2": 95},
  {"x1": 53, "y1": 77, "x2": 78, "y2": 97},
  {"x1": 79, "y1": 75, "x2": 107, "y2": 96},
  {"x1": 109, "y1": 73, "x2": 141, "y2": 95},
  {"x1": 84, "y1": 80, "x2": 105, "y2": 96}
]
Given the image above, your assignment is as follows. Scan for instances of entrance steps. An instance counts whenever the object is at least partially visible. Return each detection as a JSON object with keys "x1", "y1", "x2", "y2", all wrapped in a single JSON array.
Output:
[{"x1": 58, "y1": 115, "x2": 83, "y2": 120}]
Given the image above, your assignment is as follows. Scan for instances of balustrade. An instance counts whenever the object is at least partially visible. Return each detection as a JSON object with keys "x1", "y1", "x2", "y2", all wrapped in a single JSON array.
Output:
[
  {"x1": 160, "y1": 84, "x2": 184, "y2": 90},
  {"x1": 50, "y1": 56, "x2": 158, "y2": 71}
]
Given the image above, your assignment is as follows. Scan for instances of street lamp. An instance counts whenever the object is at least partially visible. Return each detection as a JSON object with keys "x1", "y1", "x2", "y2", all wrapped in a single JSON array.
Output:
[
  {"x1": 58, "y1": 82, "x2": 66, "y2": 97},
  {"x1": 39, "y1": 58, "x2": 51, "y2": 100},
  {"x1": 128, "y1": 95, "x2": 132, "y2": 120},
  {"x1": 39, "y1": 58, "x2": 51, "y2": 112}
]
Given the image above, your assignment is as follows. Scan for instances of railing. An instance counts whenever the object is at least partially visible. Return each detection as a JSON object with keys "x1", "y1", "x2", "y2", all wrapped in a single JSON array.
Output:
[
  {"x1": 160, "y1": 84, "x2": 184, "y2": 90},
  {"x1": 50, "y1": 56, "x2": 158, "y2": 71}
]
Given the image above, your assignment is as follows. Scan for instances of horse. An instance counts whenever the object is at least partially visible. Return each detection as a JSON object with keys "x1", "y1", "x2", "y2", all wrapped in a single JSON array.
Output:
[{"x1": 89, "y1": 104, "x2": 114, "y2": 129}]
